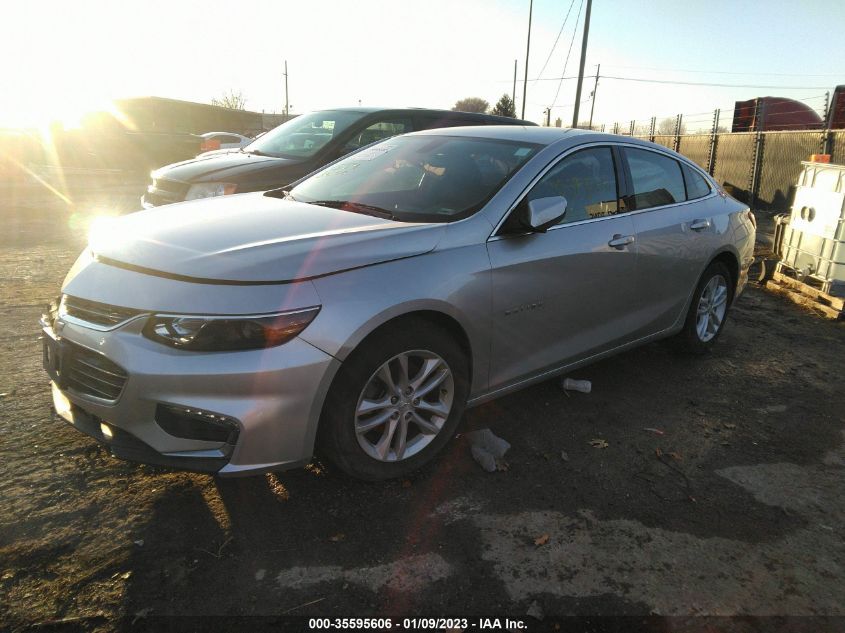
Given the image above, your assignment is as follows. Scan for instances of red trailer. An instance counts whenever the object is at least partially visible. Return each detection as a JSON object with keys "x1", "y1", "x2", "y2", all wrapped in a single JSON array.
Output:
[{"x1": 732, "y1": 96, "x2": 823, "y2": 132}]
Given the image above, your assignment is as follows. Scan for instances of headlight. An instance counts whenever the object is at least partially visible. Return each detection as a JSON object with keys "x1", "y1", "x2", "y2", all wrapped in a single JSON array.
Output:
[
  {"x1": 185, "y1": 182, "x2": 238, "y2": 200},
  {"x1": 142, "y1": 307, "x2": 320, "y2": 351}
]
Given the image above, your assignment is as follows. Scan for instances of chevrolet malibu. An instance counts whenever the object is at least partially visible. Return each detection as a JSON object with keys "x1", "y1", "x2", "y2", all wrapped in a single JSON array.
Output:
[{"x1": 42, "y1": 126, "x2": 755, "y2": 480}]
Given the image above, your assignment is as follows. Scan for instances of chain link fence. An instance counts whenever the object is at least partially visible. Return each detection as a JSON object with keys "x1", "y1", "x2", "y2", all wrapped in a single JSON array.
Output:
[
  {"x1": 757, "y1": 131, "x2": 824, "y2": 210},
  {"x1": 651, "y1": 134, "x2": 675, "y2": 150},
  {"x1": 831, "y1": 131, "x2": 845, "y2": 166},
  {"x1": 712, "y1": 133, "x2": 757, "y2": 204},
  {"x1": 677, "y1": 135, "x2": 711, "y2": 170},
  {"x1": 610, "y1": 127, "x2": 841, "y2": 211}
]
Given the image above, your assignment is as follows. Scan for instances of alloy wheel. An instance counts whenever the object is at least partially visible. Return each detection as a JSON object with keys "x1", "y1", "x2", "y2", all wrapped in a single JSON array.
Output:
[
  {"x1": 354, "y1": 350, "x2": 454, "y2": 462},
  {"x1": 696, "y1": 274, "x2": 729, "y2": 342}
]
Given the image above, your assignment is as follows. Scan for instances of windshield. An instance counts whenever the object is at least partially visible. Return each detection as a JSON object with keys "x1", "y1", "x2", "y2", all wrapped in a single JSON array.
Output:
[
  {"x1": 244, "y1": 110, "x2": 366, "y2": 159},
  {"x1": 287, "y1": 135, "x2": 540, "y2": 223}
]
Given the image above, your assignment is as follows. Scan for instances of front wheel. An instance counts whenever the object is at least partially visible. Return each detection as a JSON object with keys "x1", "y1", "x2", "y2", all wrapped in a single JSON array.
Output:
[
  {"x1": 317, "y1": 320, "x2": 469, "y2": 480},
  {"x1": 673, "y1": 261, "x2": 734, "y2": 354}
]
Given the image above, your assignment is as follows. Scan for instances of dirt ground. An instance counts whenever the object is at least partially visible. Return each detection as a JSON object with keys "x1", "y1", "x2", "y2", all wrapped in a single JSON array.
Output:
[{"x1": 1, "y1": 181, "x2": 844, "y2": 632}]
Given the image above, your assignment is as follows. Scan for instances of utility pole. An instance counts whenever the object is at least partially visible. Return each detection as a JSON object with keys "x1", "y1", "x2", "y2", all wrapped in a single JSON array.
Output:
[
  {"x1": 512, "y1": 59, "x2": 517, "y2": 111},
  {"x1": 588, "y1": 63, "x2": 600, "y2": 130},
  {"x1": 284, "y1": 60, "x2": 289, "y2": 116},
  {"x1": 571, "y1": 0, "x2": 593, "y2": 128},
  {"x1": 521, "y1": 0, "x2": 533, "y2": 119}
]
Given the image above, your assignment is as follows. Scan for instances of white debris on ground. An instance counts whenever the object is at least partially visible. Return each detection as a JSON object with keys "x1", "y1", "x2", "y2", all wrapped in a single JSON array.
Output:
[
  {"x1": 466, "y1": 428, "x2": 511, "y2": 473},
  {"x1": 562, "y1": 378, "x2": 592, "y2": 393}
]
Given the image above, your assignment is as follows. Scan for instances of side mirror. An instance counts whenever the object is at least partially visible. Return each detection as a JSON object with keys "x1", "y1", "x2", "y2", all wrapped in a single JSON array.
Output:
[{"x1": 520, "y1": 196, "x2": 567, "y2": 232}]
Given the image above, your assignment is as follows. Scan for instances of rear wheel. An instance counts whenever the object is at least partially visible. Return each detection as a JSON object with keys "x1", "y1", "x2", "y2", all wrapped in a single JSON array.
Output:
[
  {"x1": 674, "y1": 261, "x2": 734, "y2": 354},
  {"x1": 317, "y1": 320, "x2": 469, "y2": 480}
]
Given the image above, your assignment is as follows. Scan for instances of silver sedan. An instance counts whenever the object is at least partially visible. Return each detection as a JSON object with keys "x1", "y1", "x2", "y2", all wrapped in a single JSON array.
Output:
[{"x1": 42, "y1": 126, "x2": 755, "y2": 480}]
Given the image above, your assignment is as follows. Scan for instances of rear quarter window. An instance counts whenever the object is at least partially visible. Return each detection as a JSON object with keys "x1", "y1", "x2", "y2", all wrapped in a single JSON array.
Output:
[{"x1": 682, "y1": 163, "x2": 712, "y2": 200}]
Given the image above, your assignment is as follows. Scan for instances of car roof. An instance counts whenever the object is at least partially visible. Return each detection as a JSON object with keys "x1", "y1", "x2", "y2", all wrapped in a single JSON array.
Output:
[
  {"x1": 200, "y1": 131, "x2": 246, "y2": 138},
  {"x1": 407, "y1": 125, "x2": 593, "y2": 145},
  {"x1": 310, "y1": 106, "x2": 535, "y2": 125},
  {"x1": 405, "y1": 126, "x2": 699, "y2": 156}
]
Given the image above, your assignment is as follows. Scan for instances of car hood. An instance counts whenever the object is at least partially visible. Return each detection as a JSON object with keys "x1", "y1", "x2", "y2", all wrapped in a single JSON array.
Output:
[
  {"x1": 153, "y1": 152, "x2": 300, "y2": 182},
  {"x1": 90, "y1": 192, "x2": 446, "y2": 283}
]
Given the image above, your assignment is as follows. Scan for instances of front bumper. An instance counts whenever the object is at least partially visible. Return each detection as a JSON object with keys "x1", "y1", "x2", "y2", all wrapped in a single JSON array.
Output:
[{"x1": 45, "y1": 317, "x2": 340, "y2": 476}]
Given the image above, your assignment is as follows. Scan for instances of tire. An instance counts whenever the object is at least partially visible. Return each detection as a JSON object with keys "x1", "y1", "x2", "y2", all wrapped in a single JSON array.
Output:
[
  {"x1": 317, "y1": 319, "x2": 469, "y2": 481},
  {"x1": 673, "y1": 261, "x2": 734, "y2": 354}
]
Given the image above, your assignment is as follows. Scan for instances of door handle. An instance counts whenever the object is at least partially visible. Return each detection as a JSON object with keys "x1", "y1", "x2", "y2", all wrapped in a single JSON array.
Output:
[
  {"x1": 608, "y1": 234, "x2": 635, "y2": 249},
  {"x1": 690, "y1": 218, "x2": 711, "y2": 231}
]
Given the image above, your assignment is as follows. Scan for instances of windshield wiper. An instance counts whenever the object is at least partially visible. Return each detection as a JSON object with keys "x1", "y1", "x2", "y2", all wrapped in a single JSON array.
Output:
[
  {"x1": 264, "y1": 188, "x2": 297, "y2": 200},
  {"x1": 243, "y1": 149, "x2": 267, "y2": 156},
  {"x1": 307, "y1": 200, "x2": 398, "y2": 220}
]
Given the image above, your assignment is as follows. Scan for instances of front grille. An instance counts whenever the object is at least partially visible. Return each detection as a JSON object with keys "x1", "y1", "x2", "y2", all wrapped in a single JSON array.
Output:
[
  {"x1": 61, "y1": 295, "x2": 142, "y2": 328},
  {"x1": 145, "y1": 177, "x2": 189, "y2": 206},
  {"x1": 64, "y1": 342, "x2": 128, "y2": 402}
]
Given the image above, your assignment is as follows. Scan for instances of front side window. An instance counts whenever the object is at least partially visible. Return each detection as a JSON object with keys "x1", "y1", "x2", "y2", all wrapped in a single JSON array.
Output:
[
  {"x1": 245, "y1": 110, "x2": 366, "y2": 159},
  {"x1": 524, "y1": 146, "x2": 620, "y2": 225},
  {"x1": 287, "y1": 135, "x2": 539, "y2": 223},
  {"x1": 624, "y1": 148, "x2": 686, "y2": 210}
]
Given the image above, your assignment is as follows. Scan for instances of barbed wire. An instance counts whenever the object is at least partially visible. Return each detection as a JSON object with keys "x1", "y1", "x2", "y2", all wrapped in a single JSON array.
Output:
[
  {"x1": 590, "y1": 93, "x2": 831, "y2": 133},
  {"x1": 497, "y1": 74, "x2": 835, "y2": 90},
  {"x1": 594, "y1": 64, "x2": 845, "y2": 77}
]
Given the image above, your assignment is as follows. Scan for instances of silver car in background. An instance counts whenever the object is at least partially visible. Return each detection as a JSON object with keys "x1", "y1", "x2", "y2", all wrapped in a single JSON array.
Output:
[{"x1": 42, "y1": 127, "x2": 755, "y2": 480}]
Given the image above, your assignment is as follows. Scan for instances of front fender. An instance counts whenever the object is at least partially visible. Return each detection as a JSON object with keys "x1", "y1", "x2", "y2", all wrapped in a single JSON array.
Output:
[{"x1": 302, "y1": 245, "x2": 492, "y2": 397}]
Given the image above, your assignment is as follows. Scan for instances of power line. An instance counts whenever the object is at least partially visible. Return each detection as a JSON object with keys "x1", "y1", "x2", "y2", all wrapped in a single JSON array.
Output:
[
  {"x1": 598, "y1": 63, "x2": 845, "y2": 77},
  {"x1": 596, "y1": 96, "x2": 829, "y2": 130},
  {"x1": 534, "y1": 0, "x2": 577, "y2": 81},
  {"x1": 550, "y1": 0, "x2": 584, "y2": 109},
  {"x1": 596, "y1": 76, "x2": 832, "y2": 90},
  {"x1": 502, "y1": 75, "x2": 837, "y2": 88}
]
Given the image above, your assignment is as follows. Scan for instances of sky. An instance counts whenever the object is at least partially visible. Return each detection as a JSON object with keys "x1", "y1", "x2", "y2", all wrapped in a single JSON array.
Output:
[{"x1": 1, "y1": 0, "x2": 844, "y2": 130}]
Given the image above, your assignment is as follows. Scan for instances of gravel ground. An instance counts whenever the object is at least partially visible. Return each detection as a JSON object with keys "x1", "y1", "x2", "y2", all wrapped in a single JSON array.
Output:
[{"x1": 1, "y1": 182, "x2": 844, "y2": 632}]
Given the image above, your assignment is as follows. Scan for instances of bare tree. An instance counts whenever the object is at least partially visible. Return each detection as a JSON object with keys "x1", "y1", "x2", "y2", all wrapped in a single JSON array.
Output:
[
  {"x1": 657, "y1": 116, "x2": 686, "y2": 135},
  {"x1": 211, "y1": 90, "x2": 246, "y2": 110},
  {"x1": 452, "y1": 97, "x2": 489, "y2": 114},
  {"x1": 491, "y1": 94, "x2": 516, "y2": 118}
]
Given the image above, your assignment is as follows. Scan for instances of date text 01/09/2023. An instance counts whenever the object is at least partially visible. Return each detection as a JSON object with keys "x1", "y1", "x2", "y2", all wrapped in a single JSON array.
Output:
[{"x1": 308, "y1": 618, "x2": 528, "y2": 630}]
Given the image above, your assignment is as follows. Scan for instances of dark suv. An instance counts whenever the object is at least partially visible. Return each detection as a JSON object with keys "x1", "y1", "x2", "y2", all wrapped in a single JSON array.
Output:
[{"x1": 142, "y1": 107, "x2": 536, "y2": 207}]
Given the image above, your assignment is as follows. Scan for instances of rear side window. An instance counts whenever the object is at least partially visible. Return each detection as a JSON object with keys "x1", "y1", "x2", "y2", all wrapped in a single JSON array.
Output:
[
  {"x1": 345, "y1": 118, "x2": 413, "y2": 151},
  {"x1": 624, "y1": 148, "x2": 686, "y2": 210},
  {"x1": 682, "y1": 163, "x2": 712, "y2": 200},
  {"x1": 525, "y1": 146, "x2": 619, "y2": 225},
  {"x1": 418, "y1": 116, "x2": 485, "y2": 130}
]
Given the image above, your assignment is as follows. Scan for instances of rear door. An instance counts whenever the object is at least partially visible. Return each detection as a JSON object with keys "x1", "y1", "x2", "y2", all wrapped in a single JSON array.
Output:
[
  {"x1": 621, "y1": 146, "x2": 719, "y2": 332},
  {"x1": 487, "y1": 145, "x2": 641, "y2": 389}
]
